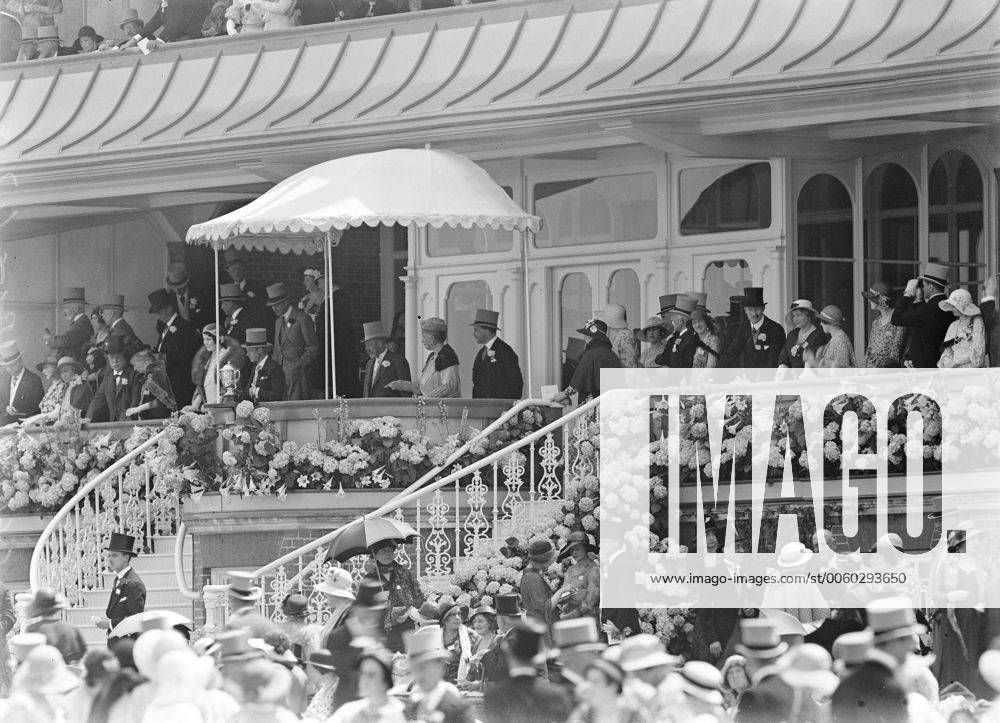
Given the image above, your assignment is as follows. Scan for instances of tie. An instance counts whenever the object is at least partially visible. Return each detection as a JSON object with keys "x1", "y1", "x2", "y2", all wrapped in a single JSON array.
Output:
[
  {"x1": 423, "y1": 352, "x2": 435, "y2": 372},
  {"x1": 178, "y1": 292, "x2": 189, "y2": 320},
  {"x1": 115, "y1": 372, "x2": 123, "y2": 385}
]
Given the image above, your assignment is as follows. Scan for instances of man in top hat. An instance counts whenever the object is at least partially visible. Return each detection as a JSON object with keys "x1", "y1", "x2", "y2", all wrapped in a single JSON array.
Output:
[
  {"x1": 734, "y1": 619, "x2": 795, "y2": 722},
  {"x1": 361, "y1": 321, "x2": 411, "y2": 397},
  {"x1": 0, "y1": 340, "x2": 44, "y2": 426},
  {"x1": 25, "y1": 589, "x2": 87, "y2": 665},
  {"x1": 91, "y1": 533, "x2": 146, "y2": 638},
  {"x1": 328, "y1": 579, "x2": 389, "y2": 710},
  {"x1": 310, "y1": 269, "x2": 361, "y2": 399},
  {"x1": 99, "y1": 294, "x2": 143, "y2": 360},
  {"x1": 554, "y1": 318, "x2": 622, "y2": 403},
  {"x1": 548, "y1": 618, "x2": 606, "y2": 691},
  {"x1": 561, "y1": 337, "x2": 586, "y2": 388},
  {"x1": 220, "y1": 282, "x2": 254, "y2": 346},
  {"x1": 165, "y1": 261, "x2": 211, "y2": 331},
  {"x1": 223, "y1": 571, "x2": 280, "y2": 638},
  {"x1": 484, "y1": 618, "x2": 571, "y2": 723},
  {"x1": 243, "y1": 328, "x2": 285, "y2": 402},
  {"x1": 471, "y1": 309, "x2": 523, "y2": 400},
  {"x1": 520, "y1": 539, "x2": 559, "y2": 641},
  {"x1": 891, "y1": 262, "x2": 954, "y2": 368},
  {"x1": 34, "y1": 25, "x2": 75, "y2": 58},
  {"x1": 717, "y1": 294, "x2": 749, "y2": 367},
  {"x1": 123, "y1": 0, "x2": 215, "y2": 45},
  {"x1": 404, "y1": 625, "x2": 475, "y2": 723},
  {"x1": 86, "y1": 336, "x2": 142, "y2": 423},
  {"x1": 43, "y1": 287, "x2": 93, "y2": 363},
  {"x1": 148, "y1": 288, "x2": 200, "y2": 406},
  {"x1": 221, "y1": 249, "x2": 268, "y2": 326},
  {"x1": 265, "y1": 282, "x2": 319, "y2": 401},
  {"x1": 655, "y1": 295, "x2": 699, "y2": 368},
  {"x1": 478, "y1": 593, "x2": 522, "y2": 687},
  {"x1": 722, "y1": 288, "x2": 785, "y2": 369}
]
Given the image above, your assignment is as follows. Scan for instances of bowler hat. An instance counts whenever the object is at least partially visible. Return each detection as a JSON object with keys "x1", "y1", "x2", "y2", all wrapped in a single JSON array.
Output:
[
  {"x1": 147, "y1": 289, "x2": 174, "y2": 314},
  {"x1": 742, "y1": 287, "x2": 766, "y2": 308},
  {"x1": 564, "y1": 337, "x2": 586, "y2": 362},
  {"x1": 420, "y1": 317, "x2": 448, "y2": 334},
  {"x1": 735, "y1": 619, "x2": 787, "y2": 659},
  {"x1": 557, "y1": 530, "x2": 598, "y2": 561},
  {"x1": 354, "y1": 580, "x2": 388, "y2": 610},
  {"x1": 264, "y1": 283, "x2": 289, "y2": 307},
  {"x1": 227, "y1": 571, "x2": 262, "y2": 601},
  {"x1": 658, "y1": 294, "x2": 677, "y2": 316},
  {"x1": 471, "y1": 309, "x2": 500, "y2": 330},
  {"x1": 223, "y1": 249, "x2": 245, "y2": 267},
  {"x1": 119, "y1": 8, "x2": 140, "y2": 27},
  {"x1": 0, "y1": 340, "x2": 21, "y2": 365},
  {"x1": 27, "y1": 590, "x2": 68, "y2": 618},
  {"x1": 866, "y1": 597, "x2": 926, "y2": 644},
  {"x1": 919, "y1": 262, "x2": 950, "y2": 287},
  {"x1": 577, "y1": 318, "x2": 607, "y2": 338},
  {"x1": 99, "y1": 294, "x2": 126, "y2": 312},
  {"x1": 244, "y1": 328, "x2": 271, "y2": 348},
  {"x1": 494, "y1": 594, "x2": 522, "y2": 617},
  {"x1": 527, "y1": 539, "x2": 556, "y2": 565},
  {"x1": 405, "y1": 625, "x2": 450, "y2": 662},
  {"x1": 505, "y1": 618, "x2": 548, "y2": 662},
  {"x1": 219, "y1": 283, "x2": 243, "y2": 302},
  {"x1": 362, "y1": 321, "x2": 387, "y2": 342},
  {"x1": 35, "y1": 354, "x2": 59, "y2": 373},
  {"x1": 105, "y1": 532, "x2": 138, "y2": 556},
  {"x1": 62, "y1": 286, "x2": 87, "y2": 305}
]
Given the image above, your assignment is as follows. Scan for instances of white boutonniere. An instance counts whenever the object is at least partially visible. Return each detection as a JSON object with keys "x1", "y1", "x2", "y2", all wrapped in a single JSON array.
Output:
[
  {"x1": 381, "y1": 360, "x2": 391, "y2": 368},
  {"x1": 791, "y1": 344, "x2": 802, "y2": 357},
  {"x1": 486, "y1": 348, "x2": 496, "y2": 363},
  {"x1": 190, "y1": 297, "x2": 199, "y2": 308},
  {"x1": 758, "y1": 333, "x2": 766, "y2": 342},
  {"x1": 168, "y1": 326, "x2": 177, "y2": 334},
  {"x1": 286, "y1": 320, "x2": 293, "y2": 329},
  {"x1": 120, "y1": 378, "x2": 128, "y2": 386},
  {"x1": 246, "y1": 291, "x2": 255, "y2": 298}
]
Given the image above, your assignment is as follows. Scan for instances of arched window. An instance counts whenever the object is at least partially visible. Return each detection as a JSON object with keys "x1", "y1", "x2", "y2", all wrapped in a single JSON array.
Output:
[
  {"x1": 608, "y1": 269, "x2": 640, "y2": 329},
  {"x1": 680, "y1": 162, "x2": 772, "y2": 235},
  {"x1": 446, "y1": 280, "x2": 492, "y2": 397},
  {"x1": 797, "y1": 174, "x2": 854, "y2": 339},
  {"x1": 929, "y1": 151, "x2": 985, "y2": 291},
  {"x1": 864, "y1": 164, "x2": 918, "y2": 305},
  {"x1": 560, "y1": 272, "x2": 593, "y2": 358}
]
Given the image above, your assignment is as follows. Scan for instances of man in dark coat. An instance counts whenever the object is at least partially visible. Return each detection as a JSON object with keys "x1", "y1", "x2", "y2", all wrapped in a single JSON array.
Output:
[
  {"x1": 312, "y1": 273, "x2": 361, "y2": 398},
  {"x1": 93, "y1": 533, "x2": 146, "y2": 638},
  {"x1": 734, "y1": 620, "x2": 795, "y2": 723},
  {"x1": 266, "y1": 283, "x2": 320, "y2": 400},
  {"x1": 220, "y1": 283, "x2": 252, "y2": 346},
  {"x1": 99, "y1": 294, "x2": 143, "y2": 361},
  {"x1": 26, "y1": 590, "x2": 86, "y2": 665},
  {"x1": 0, "y1": 341, "x2": 44, "y2": 426},
  {"x1": 721, "y1": 287, "x2": 785, "y2": 368},
  {"x1": 659, "y1": 295, "x2": 700, "y2": 368},
  {"x1": 483, "y1": 618, "x2": 572, "y2": 723},
  {"x1": 891, "y1": 262, "x2": 954, "y2": 368},
  {"x1": 43, "y1": 287, "x2": 94, "y2": 363},
  {"x1": 693, "y1": 519, "x2": 739, "y2": 663},
  {"x1": 830, "y1": 651, "x2": 907, "y2": 723},
  {"x1": 555, "y1": 319, "x2": 622, "y2": 402},
  {"x1": 223, "y1": 572, "x2": 280, "y2": 638},
  {"x1": 479, "y1": 594, "x2": 521, "y2": 688},
  {"x1": 328, "y1": 580, "x2": 388, "y2": 710},
  {"x1": 165, "y1": 261, "x2": 212, "y2": 332},
  {"x1": 360, "y1": 321, "x2": 411, "y2": 398},
  {"x1": 979, "y1": 275, "x2": 1000, "y2": 366},
  {"x1": 222, "y1": 249, "x2": 269, "y2": 335},
  {"x1": 148, "y1": 288, "x2": 200, "y2": 407},
  {"x1": 244, "y1": 328, "x2": 285, "y2": 402},
  {"x1": 131, "y1": 0, "x2": 214, "y2": 42},
  {"x1": 718, "y1": 295, "x2": 749, "y2": 368},
  {"x1": 471, "y1": 309, "x2": 523, "y2": 400},
  {"x1": 86, "y1": 337, "x2": 142, "y2": 423}
]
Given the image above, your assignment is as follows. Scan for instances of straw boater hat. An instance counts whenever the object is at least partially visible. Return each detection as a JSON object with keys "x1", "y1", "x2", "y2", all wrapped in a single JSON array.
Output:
[
  {"x1": 939, "y1": 288, "x2": 980, "y2": 317},
  {"x1": 785, "y1": 299, "x2": 817, "y2": 324},
  {"x1": 420, "y1": 317, "x2": 448, "y2": 334},
  {"x1": 314, "y1": 566, "x2": 355, "y2": 601},
  {"x1": 243, "y1": 328, "x2": 271, "y2": 349},
  {"x1": 919, "y1": 262, "x2": 950, "y2": 288},
  {"x1": 817, "y1": 305, "x2": 846, "y2": 327},
  {"x1": 679, "y1": 661, "x2": 724, "y2": 705},
  {"x1": 62, "y1": 286, "x2": 87, "y2": 305},
  {"x1": 13, "y1": 645, "x2": 80, "y2": 695},
  {"x1": 106, "y1": 532, "x2": 138, "y2": 557},
  {"x1": 56, "y1": 356, "x2": 85, "y2": 376},
  {"x1": 405, "y1": 625, "x2": 450, "y2": 663},
  {"x1": 99, "y1": 294, "x2": 126, "y2": 313},
  {"x1": 0, "y1": 340, "x2": 21, "y2": 366},
  {"x1": 832, "y1": 630, "x2": 874, "y2": 675},
  {"x1": 471, "y1": 309, "x2": 500, "y2": 330},
  {"x1": 865, "y1": 597, "x2": 926, "y2": 644},
  {"x1": 119, "y1": 7, "x2": 141, "y2": 27},
  {"x1": 227, "y1": 571, "x2": 262, "y2": 602},
  {"x1": 735, "y1": 619, "x2": 788, "y2": 659},
  {"x1": 558, "y1": 530, "x2": 598, "y2": 561},
  {"x1": 618, "y1": 634, "x2": 681, "y2": 672},
  {"x1": 264, "y1": 283, "x2": 289, "y2": 307},
  {"x1": 362, "y1": 321, "x2": 387, "y2": 343},
  {"x1": 862, "y1": 281, "x2": 894, "y2": 307}
]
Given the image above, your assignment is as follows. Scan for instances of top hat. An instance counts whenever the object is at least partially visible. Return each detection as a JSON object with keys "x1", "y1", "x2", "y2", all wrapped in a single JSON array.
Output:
[
  {"x1": 99, "y1": 294, "x2": 126, "y2": 313},
  {"x1": 227, "y1": 571, "x2": 262, "y2": 601},
  {"x1": 105, "y1": 532, "x2": 138, "y2": 556},
  {"x1": 680, "y1": 660, "x2": 724, "y2": 705},
  {"x1": 939, "y1": 288, "x2": 980, "y2": 317},
  {"x1": 688, "y1": 292, "x2": 708, "y2": 310},
  {"x1": 104, "y1": 336, "x2": 128, "y2": 356},
  {"x1": 62, "y1": 286, "x2": 87, "y2": 305},
  {"x1": 619, "y1": 634, "x2": 681, "y2": 672},
  {"x1": 16, "y1": 645, "x2": 81, "y2": 695},
  {"x1": 409, "y1": 601, "x2": 442, "y2": 625},
  {"x1": 56, "y1": 356, "x2": 84, "y2": 376},
  {"x1": 671, "y1": 295, "x2": 698, "y2": 317},
  {"x1": 354, "y1": 580, "x2": 388, "y2": 610},
  {"x1": 558, "y1": 530, "x2": 598, "y2": 561},
  {"x1": 77, "y1": 25, "x2": 98, "y2": 40},
  {"x1": 817, "y1": 305, "x2": 846, "y2": 327},
  {"x1": 0, "y1": 340, "x2": 22, "y2": 366},
  {"x1": 493, "y1": 593, "x2": 522, "y2": 617},
  {"x1": 314, "y1": 566, "x2": 355, "y2": 601},
  {"x1": 147, "y1": 289, "x2": 174, "y2": 314},
  {"x1": 35, "y1": 354, "x2": 59, "y2": 373},
  {"x1": 9, "y1": 633, "x2": 47, "y2": 663},
  {"x1": 505, "y1": 618, "x2": 548, "y2": 662},
  {"x1": 20, "y1": 26, "x2": 38, "y2": 42},
  {"x1": 119, "y1": 7, "x2": 141, "y2": 26},
  {"x1": 244, "y1": 328, "x2": 271, "y2": 348},
  {"x1": 405, "y1": 625, "x2": 450, "y2": 662},
  {"x1": 281, "y1": 593, "x2": 309, "y2": 618},
  {"x1": 471, "y1": 309, "x2": 500, "y2": 330},
  {"x1": 742, "y1": 287, "x2": 766, "y2": 308},
  {"x1": 862, "y1": 281, "x2": 894, "y2": 306},
  {"x1": 919, "y1": 262, "x2": 950, "y2": 288},
  {"x1": 223, "y1": 249, "x2": 245, "y2": 267},
  {"x1": 564, "y1": 337, "x2": 586, "y2": 362},
  {"x1": 832, "y1": 630, "x2": 874, "y2": 672},
  {"x1": 27, "y1": 589, "x2": 68, "y2": 618},
  {"x1": 577, "y1": 318, "x2": 608, "y2": 338},
  {"x1": 658, "y1": 294, "x2": 678, "y2": 316},
  {"x1": 865, "y1": 597, "x2": 926, "y2": 644},
  {"x1": 362, "y1": 321, "x2": 387, "y2": 343},
  {"x1": 527, "y1": 539, "x2": 556, "y2": 565},
  {"x1": 216, "y1": 629, "x2": 265, "y2": 662},
  {"x1": 165, "y1": 262, "x2": 189, "y2": 288},
  {"x1": 728, "y1": 295, "x2": 745, "y2": 317},
  {"x1": 599, "y1": 303, "x2": 628, "y2": 330},
  {"x1": 420, "y1": 317, "x2": 448, "y2": 334},
  {"x1": 36, "y1": 25, "x2": 60, "y2": 41},
  {"x1": 217, "y1": 283, "x2": 242, "y2": 302},
  {"x1": 735, "y1": 619, "x2": 788, "y2": 659},
  {"x1": 551, "y1": 618, "x2": 601, "y2": 651},
  {"x1": 264, "y1": 283, "x2": 289, "y2": 307}
]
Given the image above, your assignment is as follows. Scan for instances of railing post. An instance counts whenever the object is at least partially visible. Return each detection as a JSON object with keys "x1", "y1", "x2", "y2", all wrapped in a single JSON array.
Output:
[
  {"x1": 202, "y1": 584, "x2": 230, "y2": 635},
  {"x1": 14, "y1": 592, "x2": 32, "y2": 634}
]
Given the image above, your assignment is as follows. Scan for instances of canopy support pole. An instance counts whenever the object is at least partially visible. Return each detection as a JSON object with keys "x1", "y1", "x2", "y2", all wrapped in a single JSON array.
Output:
[
  {"x1": 214, "y1": 246, "x2": 221, "y2": 402},
  {"x1": 326, "y1": 231, "x2": 338, "y2": 399},
  {"x1": 522, "y1": 231, "x2": 533, "y2": 397},
  {"x1": 323, "y1": 239, "x2": 329, "y2": 400}
]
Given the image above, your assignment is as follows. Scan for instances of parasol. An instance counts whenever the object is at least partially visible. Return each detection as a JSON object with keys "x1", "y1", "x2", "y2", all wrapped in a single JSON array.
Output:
[{"x1": 325, "y1": 516, "x2": 419, "y2": 562}]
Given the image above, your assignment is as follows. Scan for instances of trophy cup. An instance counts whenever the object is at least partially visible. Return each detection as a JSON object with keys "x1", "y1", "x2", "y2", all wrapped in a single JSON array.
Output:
[{"x1": 219, "y1": 361, "x2": 240, "y2": 406}]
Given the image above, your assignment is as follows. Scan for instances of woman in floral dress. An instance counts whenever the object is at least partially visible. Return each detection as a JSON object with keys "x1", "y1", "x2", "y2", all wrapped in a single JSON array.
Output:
[
  {"x1": 937, "y1": 288, "x2": 987, "y2": 368},
  {"x1": 600, "y1": 303, "x2": 639, "y2": 368},
  {"x1": 555, "y1": 531, "x2": 600, "y2": 622},
  {"x1": 690, "y1": 309, "x2": 721, "y2": 368},
  {"x1": 22, "y1": 357, "x2": 92, "y2": 425},
  {"x1": 777, "y1": 300, "x2": 828, "y2": 369},
  {"x1": 862, "y1": 281, "x2": 907, "y2": 367},
  {"x1": 815, "y1": 306, "x2": 857, "y2": 368}
]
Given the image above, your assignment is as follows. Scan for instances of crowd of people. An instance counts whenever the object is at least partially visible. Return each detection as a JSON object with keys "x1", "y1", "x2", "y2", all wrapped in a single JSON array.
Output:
[
  {"x1": 3, "y1": 527, "x2": 1000, "y2": 722},
  {"x1": 0, "y1": 250, "x2": 527, "y2": 428},
  {"x1": 11, "y1": 0, "x2": 494, "y2": 61}
]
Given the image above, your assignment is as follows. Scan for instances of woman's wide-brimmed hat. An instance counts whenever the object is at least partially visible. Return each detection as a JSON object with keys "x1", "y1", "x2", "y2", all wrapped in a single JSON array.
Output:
[
  {"x1": 618, "y1": 634, "x2": 681, "y2": 672},
  {"x1": 862, "y1": 281, "x2": 894, "y2": 306},
  {"x1": 315, "y1": 567, "x2": 355, "y2": 601},
  {"x1": 817, "y1": 305, "x2": 845, "y2": 327},
  {"x1": 785, "y1": 299, "x2": 817, "y2": 325},
  {"x1": 599, "y1": 303, "x2": 628, "y2": 330},
  {"x1": 408, "y1": 601, "x2": 442, "y2": 625},
  {"x1": 35, "y1": 354, "x2": 60, "y2": 373},
  {"x1": 557, "y1": 530, "x2": 598, "y2": 561},
  {"x1": 56, "y1": 356, "x2": 85, "y2": 375},
  {"x1": 469, "y1": 605, "x2": 498, "y2": 623},
  {"x1": 27, "y1": 589, "x2": 69, "y2": 618},
  {"x1": 690, "y1": 307, "x2": 710, "y2": 323},
  {"x1": 641, "y1": 317, "x2": 665, "y2": 336},
  {"x1": 939, "y1": 288, "x2": 980, "y2": 317},
  {"x1": 776, "y1": 541, "x2": 812, "y2": 569},
  {"x1": 13, "y1": 645, "x2": 80, "y2": 695},
  {"x1": 778, "y1": 644, "x2": 839, "y2": 696},
  {"x1": 577, "y1": 318, "x2": 608, "y2": 338}
]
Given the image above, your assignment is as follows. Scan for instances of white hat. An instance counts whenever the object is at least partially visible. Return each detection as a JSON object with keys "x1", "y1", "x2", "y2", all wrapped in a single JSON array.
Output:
[
  {"x1": 938, "y1": 288, "x2": 980, "y2": 317},
  {"x1": 315, "y1": 566, "x2": 355, "y2": 601}
]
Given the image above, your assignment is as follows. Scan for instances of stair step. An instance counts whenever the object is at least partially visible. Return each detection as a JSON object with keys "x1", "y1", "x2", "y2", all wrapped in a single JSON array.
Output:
[
  {"x1": 66, "y1": 589, "x2": 195, "y2": 616},
  {"x1": 99, "y1": 571, "x2": 183, "y2": 588}
]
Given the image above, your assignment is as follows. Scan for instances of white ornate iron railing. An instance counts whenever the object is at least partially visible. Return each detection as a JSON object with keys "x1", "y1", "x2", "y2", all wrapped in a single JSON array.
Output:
[
  {"x1": 26, "y1": 430, "x2": 180, "y2": 622},
  {"x1": 210, "y1": 397, "x2": 601, "y2": 627}
]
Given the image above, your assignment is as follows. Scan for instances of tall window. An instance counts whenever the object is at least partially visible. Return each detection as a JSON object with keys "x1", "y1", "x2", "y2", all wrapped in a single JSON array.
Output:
[
  {"x1": 608, "y1": 269, "x2": 640, "y2": 329},
  {"x1": 446, "y1": 280, "x2": 492, "y2": 397},
  {"x1": 929, "y1": 151, "x2": 984, "y2": 292},
  {"x1": 680, "y1": 162, "x2": 771, "y2": 235},
  {"x1": 798, "y1": 174, "x2": 855, "y2": 340},
  {"x1": 534, "y1": 174, "x2": 657, "y2": 247},
  {"x1": 560, "y1": 273, "x2": 592, "y2": 354},
  {"x1": 864, "y1": 164, "x2": 918, "y2": 303}
]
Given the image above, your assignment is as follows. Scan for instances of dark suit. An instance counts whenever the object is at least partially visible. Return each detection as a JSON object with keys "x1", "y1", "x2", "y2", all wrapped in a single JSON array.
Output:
[
  {"x1": 106, "y1": 567, "x2": 146, "y2": 632},
  {"x1": 656, "y1": 326, "x2": 697, "y2": 367},
  {"x1": 247, "y1": 357, "x2": 285, "y2": 403},
  {"x1": 235, "y1": 279, "x2": 269, "y2": 334},
  {"x1": 140, "y1": 0, "x2": 214, "y2": 41},
  {"x1": 830, "y1": 658, "x2": 907, "y2": 723},
  {"x1": 67, "y1": 381, "x2": 94, "y2": 416},
  {"x1": 483, "y1": 672, "x2": 572, "y2": 723},
  {"x1": 170, "y1": 284, "x2": 212, "y2": 332},
  {"x1": 223, "y1": 306, "x2": 251, "y2": 346},
  {"x1": 362, "y1": 349, "x2": 411, "y2": 397},
  {"x1": 48, "y1": 314, "x2": 94, "y2": 363},
  {"x1": 107, "y1": 318, "x2": 143, "y2": 360},
  {"x1": 694, "y1": 607, "x2": 738, "y2": 662},
  {"x1": 273, "y1": 307, "x2": 319, "y2": 401},
  {"x1": 311, "y1": 290, "x2": 362, "y2": 398},
  {"x1": 735, "y1": 670, "x2": 796, "y2": 723},
  {"x1": 891, "y1": 293, "x2": 953, "y2": 368},
  {"x1": 0, "y1": 369, "x2": 44, "y2": 425},
  {"x1": 478, "y1": 630, "x2": 511, "y2": 688},
  {"x1": 723, "y1": 316, "x2": 786, "y2": 368},
  {"x1": 27, "y1": 618, "x2": 87, "y2": 664},
  {"x1": 979, "y1": 299, "x2": 1000, "y2": 366},
  {"x1": 472, "y1": 337, "x2": 523, "y2": 400},
  {"x1": 87, "y1": 367, "x2": 143, "y2": 423},
  {"x1": 156, "y1": 314, "x2": 200, "y2": 406}
]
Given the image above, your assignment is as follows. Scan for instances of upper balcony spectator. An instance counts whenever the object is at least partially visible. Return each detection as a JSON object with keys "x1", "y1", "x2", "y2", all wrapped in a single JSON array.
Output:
[
  {"x1": 33, "y1": 24, "x2": 73, "y2": 57},
  {"x1": 70, "y1": 25, "x2": 102, "y2": 53},
  {"x1": 125, "y1": 0, "x2": 215, "y2": 46}
]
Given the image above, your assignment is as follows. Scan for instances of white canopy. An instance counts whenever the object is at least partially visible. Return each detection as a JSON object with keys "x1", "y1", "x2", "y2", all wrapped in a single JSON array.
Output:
[{"x1": 186, "y1": 148, "x2": 541, "y2": 250}]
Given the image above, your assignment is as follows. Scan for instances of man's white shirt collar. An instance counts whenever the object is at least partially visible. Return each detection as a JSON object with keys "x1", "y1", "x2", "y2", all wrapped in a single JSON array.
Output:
[
  {"x1": 482, "y1": 335, "x2": 498, "y2": 351},
  {"x1": 116, "y1": 566, "x2": 132, "y2": 580}
]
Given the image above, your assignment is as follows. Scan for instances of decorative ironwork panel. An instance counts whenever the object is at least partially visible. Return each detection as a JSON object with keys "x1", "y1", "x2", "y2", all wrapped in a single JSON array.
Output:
[
  {"x1": 500, "y1": 451, "x2": 527, "y2": 526},
  {"x1": 537, "y1": 433, "x2": 563, "y2": 500},
  {"x1": 462, "y1": 469, "x2": 490, "y2": 553},
  {"x1": 423, "y1": 489, "x2": 452, "y2": 577}
]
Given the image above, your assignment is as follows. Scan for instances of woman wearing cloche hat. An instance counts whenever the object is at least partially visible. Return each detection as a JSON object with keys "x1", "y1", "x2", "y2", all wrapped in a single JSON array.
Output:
[{"x1": 937, "y1": 288, "x2": 987, "y2": 368}]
